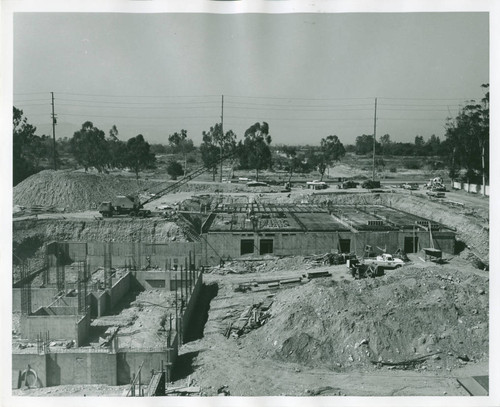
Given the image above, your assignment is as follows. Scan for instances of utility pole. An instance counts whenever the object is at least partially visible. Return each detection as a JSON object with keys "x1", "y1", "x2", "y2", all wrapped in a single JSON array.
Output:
[
  {"x1": 372, "y1": 97, "x2": 377, "y2": 181},
  {"x1": 51, "y1": 92, "x2": 57, "y2": 170},
  {"x1": 220, "y1": 94, "x2": 224, "y2": 183}
]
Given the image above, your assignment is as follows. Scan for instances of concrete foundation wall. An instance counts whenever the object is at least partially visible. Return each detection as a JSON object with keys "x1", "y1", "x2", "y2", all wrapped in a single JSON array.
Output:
[
  {"x1": 46, "y1": 350, "x2": 117, "y2": 386},
  {"x1": 89, "y1": 290, "x2": 109, "y2": 317},
  {"x1": 81, "y1": 241, "x2": 201, "y2": 271},
  {"x1": 182, "y1": 271, "x2": 203, "y2": 336},
  {"x1": 20, "y1": 312, "x2": 90, "y2": 346},
  {"x1": 116, "y1": 350, "x2": 173, "y2": 386},
  {"x1": 12, "y1": 353, "x2": 47, "y2": 389},
  {"x1": 109, "y1": 272, "x2": 131, "y2": 309},
  {"x1": 133, "y1": 271, "x2": 170, "y2": 290},
  {"x1": 132, "y1": 270, "x2": 193, "y2": 291},
  {"x1": 13, "y1": 288, "x2": 59, "y2": 312},
  {"x1": 202, "y1": 229, "x2": 456, "y2": 265}
]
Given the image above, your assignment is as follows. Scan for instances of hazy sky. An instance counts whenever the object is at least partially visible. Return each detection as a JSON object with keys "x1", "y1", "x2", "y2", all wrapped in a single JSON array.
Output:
[{"x1": 13, "y1": 12, "x2": 489, "y2": 146}]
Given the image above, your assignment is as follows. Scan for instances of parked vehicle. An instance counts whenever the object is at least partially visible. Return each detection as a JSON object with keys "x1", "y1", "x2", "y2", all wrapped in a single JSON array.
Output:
[
  {"x1": 306, "y1": 180, "x2": 328, "y2": 190},
  {"x1": 340, "y1": 180, "x2": 359, "y2": 189},
  {"x1": 363, "y1": 253, "x2": 405, "y2": 269},
  {"x1": 402, "y1": 183, "x2": 419, "y2": 190}
]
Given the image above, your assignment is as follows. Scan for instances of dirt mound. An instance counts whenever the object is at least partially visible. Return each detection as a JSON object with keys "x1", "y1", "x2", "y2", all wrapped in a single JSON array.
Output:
[
  {"x1": 13, "y1": 170, "x2": 161, "y2": 211},
  {"x1": 246, "y1": 266, "x2": 488, "y2": 372}
]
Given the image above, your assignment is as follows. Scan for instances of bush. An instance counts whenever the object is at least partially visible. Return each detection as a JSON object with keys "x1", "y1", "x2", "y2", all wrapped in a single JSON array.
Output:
[
  {"x1": 389, "y1": 166, "x2": 397, "y2": 173},
  {"x1": 404, "y1": 160, "x2": 422, "y2": 170},
  {"x1": 167, "y1": 161, "x2": 184, "y2": 180}
]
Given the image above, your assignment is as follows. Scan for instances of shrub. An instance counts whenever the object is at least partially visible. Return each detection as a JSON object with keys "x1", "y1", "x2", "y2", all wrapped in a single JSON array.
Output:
[{"x1": 404, "y1": 160, "x2": 422, "y2": 170}]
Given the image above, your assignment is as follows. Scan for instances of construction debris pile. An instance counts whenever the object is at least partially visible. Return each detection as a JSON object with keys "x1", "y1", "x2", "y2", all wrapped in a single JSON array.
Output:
[
  {"x1": 225, "y1": 297, "x2": 274, "y2": 338},
  {"x1": 245, "y1": 265, "x2": 488, "y2": 373},
  {"x1": 209, "y1": 256, "x2": 310, "y2": 275}
]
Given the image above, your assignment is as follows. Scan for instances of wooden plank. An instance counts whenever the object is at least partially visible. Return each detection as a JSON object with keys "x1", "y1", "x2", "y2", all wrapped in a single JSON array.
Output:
[
  {"x1": 457, "y1": 377, "x2": 489, "y2": 396},
  {"x1": 472, "y1": 376, "x2": 489, "y2": 392}
]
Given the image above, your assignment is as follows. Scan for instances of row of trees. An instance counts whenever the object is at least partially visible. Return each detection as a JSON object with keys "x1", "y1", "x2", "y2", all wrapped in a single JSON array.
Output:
[
  {"x1": 70, "y1": 122, "x2": 155, "y2": 179},
  {"x1": 351, "y1": 133, "x2": 450, "y2": 157},
  {"x1": 445, "y1": 84, "x2": 489, "y2": 188},
  {"x1": 13, "y1": 84, "x2": 489, "y2": 187}
]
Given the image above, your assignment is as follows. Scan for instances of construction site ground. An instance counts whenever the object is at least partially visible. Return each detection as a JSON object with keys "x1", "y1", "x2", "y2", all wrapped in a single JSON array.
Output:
[
  {"x1": 13, "y1": 255, "x2": 489, "y2": 397},
  {"x1": 11, "y1": 169, "x2": 491, "y2": 397},
  {"x1": 170, "y1": 255, "x2": 488, "y2": 397}
]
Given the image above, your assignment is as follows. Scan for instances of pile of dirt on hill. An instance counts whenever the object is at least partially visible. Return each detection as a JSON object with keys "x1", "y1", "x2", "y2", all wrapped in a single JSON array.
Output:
[
  {"x1": 245, "y1": 266, "x2": 488, "y2": 373},
  {"x1": 13, "y1": 170, "x2": 161, "y2": 211}
]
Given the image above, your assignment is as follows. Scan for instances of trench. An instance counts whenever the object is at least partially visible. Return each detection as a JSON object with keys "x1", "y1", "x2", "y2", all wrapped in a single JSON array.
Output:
[{"x1": 182, "y1": 282, "x2": 219, "y2": 343}]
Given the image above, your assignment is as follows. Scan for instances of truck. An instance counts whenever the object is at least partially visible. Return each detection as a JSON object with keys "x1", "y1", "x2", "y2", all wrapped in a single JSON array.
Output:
[
  {"x1": 363, "y1": 253, "x2": 405, "y2": 269},
  {"x1": 306, "y1": 180, "x2": 328, "y2": 190},
  {"x1": 98, "y1": 195, "x2": 151, "y2": 218}
]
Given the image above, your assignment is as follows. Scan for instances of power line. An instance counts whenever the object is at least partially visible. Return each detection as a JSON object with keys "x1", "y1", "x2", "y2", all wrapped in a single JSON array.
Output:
[
  {"x1": 55, "y1": 97, "x2": 220, "y2": 106},
  {"x1": 226, "y1": 94, "x2": 374, "y2": 101},
  {"x1": 56, "y1": 91, "x2": 221, "y2": 99}
]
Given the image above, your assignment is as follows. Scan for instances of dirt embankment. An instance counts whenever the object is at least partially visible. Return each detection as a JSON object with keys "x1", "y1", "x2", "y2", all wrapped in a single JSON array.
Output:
[
  {"x1": 245, "y1": 266, "x2": 488, "y2": 373},
  {"x1": 13, "y1": 218, "x2": 187, "y2": 259}
]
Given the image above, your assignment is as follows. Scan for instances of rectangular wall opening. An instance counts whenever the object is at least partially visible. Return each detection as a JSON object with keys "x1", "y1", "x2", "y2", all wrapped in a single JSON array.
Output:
[
  {"x1": 404, "y1": 236, "x2": 419, "y2": 253},
  {"x1": 339, "y1": 239, "x2": 351, "y2": 253},
  {"x1": 240, "y1": 239, "x2": 255, "y2": 255},
  {"x1": 259, "y1": 239, "x2": 274, "y2": 255}
]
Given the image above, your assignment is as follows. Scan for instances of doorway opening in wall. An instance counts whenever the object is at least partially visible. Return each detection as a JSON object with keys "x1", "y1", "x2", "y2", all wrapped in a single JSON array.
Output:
[
  {"x1": 259, "y1": 239, "x2": 274, "y2": 255},
  {"x1": 404, "y1": 236, "x2": 419, "y2": 253},
  {"x1": 240, "y1": 239, "x2": 254, "y2": 255},
  {"x1": 339, "y1": 239, "x2": 351, "y2": 253}
]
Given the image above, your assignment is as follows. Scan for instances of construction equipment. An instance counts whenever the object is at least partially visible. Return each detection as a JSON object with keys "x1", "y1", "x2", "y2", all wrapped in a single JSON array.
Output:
[
  {"x1": 98, "y1": 195, "x2": 151, "y2": 218},
  {"x1": 347, "y1": 259, "x2": 382, "y2": 279},
  {"x1": 98, "y1": 151, "x2": 237, "y2": 218},
  {"x1": 141, "y1": 151, "x2": 237, "y2": 207},
  {"x1": 347, "y1": 253, "x2": 405, "y2": 279},
  {"x1": 425, "y1": 177, "x2": 447, "y2": 191}
]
